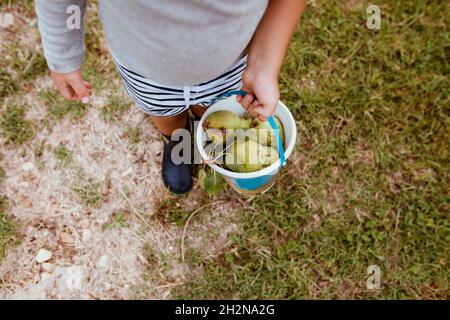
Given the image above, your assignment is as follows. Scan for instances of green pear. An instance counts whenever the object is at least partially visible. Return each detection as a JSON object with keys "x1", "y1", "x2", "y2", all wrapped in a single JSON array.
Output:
[
  {"x1": 241, "y1": 140, "x2": 263, "y2": 172},
  {"x1": 225, "y1": 140, "x2": 279, "y2": 173},
  {"x1": 225, "y1": 140, "x2": 262, "y2": 172},
  {"x1": 203, "y1": 110, "x2": 241, "y2": 129},
  {"x1": 225, "y1": 160, "x2": 246, "y2": 173},
  {"x1": 239, "y1": 115, "x2": 253, "y2": 129},
  {"x1": 260, "y1": 146, "x2": 280, "y2": 167},
  {"x1": 251, "y1": 117, "x2": 285, "y2": 147},
  {"x1": 205, "y1": 128, "x2": 226, "y2": 144},
  {"x1": 225, "y1": 141, "x2": 250, "y2": 172}
]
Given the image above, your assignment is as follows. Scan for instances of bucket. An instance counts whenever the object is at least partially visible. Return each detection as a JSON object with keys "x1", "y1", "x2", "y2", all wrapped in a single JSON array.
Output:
[{"x1": 195, "y1": 91, "x2": 297, "y2": 195}]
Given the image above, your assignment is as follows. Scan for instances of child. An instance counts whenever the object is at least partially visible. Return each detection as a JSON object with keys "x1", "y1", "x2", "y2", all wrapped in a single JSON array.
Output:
[{"x1": 35, "y1": 0, "x2": 306, "y2": 194}]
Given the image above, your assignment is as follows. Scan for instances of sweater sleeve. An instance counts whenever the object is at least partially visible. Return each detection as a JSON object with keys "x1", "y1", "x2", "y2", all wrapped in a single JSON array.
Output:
[{"x1": 35, "y1": 0, "x2": 86, "y2": 73}]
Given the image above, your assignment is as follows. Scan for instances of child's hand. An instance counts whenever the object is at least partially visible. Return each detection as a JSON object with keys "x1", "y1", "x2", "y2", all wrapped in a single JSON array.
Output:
[
  {"x1": 237, "y1": 69, "x2": 279, "y2": 121},
  {"x1": 50, "y1": 70, "x2": 92, "y2": 103}
]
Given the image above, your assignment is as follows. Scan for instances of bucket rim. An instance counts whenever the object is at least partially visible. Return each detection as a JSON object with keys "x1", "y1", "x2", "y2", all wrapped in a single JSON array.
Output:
[{"x1": 196, "y1": 97, "x2": 297, "y2": 179}]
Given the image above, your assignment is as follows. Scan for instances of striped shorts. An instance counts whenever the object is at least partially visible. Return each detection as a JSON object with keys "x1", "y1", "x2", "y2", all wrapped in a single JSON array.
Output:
[{"x1": 113, "y1": 54, "x2": 247, "y2": 117}]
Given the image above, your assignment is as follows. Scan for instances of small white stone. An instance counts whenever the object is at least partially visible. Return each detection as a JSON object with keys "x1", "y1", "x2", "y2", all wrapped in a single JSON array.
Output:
[
  {"x1": 41, "y1": 263, "x2": 54, "y2": 272},
  {"x1": 0, "y1": 13, "x2": 14, "y2": 28},
  {"x1": 96, "y1": 255, "x2": 109, "y2": 268},
  {"x1": 35, "y1": 249, "x2": 52, "y2": 263},
  {"x1": 22, "y1": 162, "x2": 35, "y2": 172},
  {"x1": 82, "y1": 229, "x2": 92, "y2": 242}
]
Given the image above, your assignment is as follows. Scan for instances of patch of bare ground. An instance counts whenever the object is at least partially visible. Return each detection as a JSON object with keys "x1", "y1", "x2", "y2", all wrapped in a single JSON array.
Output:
[{"x1": 0, "y1": 79, "x2": 242, "y2": 299}]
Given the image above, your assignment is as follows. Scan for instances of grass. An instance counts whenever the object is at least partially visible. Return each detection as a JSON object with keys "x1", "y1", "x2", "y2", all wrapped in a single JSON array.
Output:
[
  {"x1": 38, "y1": 90, "x2": 88, "y2": 121},
  {"x1": 53, "y1": 143, "x2": 73, "y2": 164},
  {"x1": 0, "y1": 0, "x2": 47, "y2": 98},
  {"x1": 0, "y1": 196, "x2": 20, "y2": 262},
  {"x1": 0, "y1": 70, "x2": 19, "y2": 99},
  {"x1": 172, "y1": 0, "x2": 449, "y2": 299},
  {"x1": 72, "y1": 180, "x2": 102, "y2": 207},
  {"x1": 102, "y1": 210, "x2": 129, "y2": 230},
  {"x1": 154, "y1": 198, "x2": 193, "y2": 228},
  {"x1": 0, "y1": 47, "x2": 47, "y2": 98},
  {"x1": 100, "y1": 95, "x2": 131, "y2": 122},
  {"x1": 0, "y1": 167, "x2": 5, "y2": 184},
  {"x1": 124, "y1": 123, "x2": 142, "y2": 144},
  {"x1": 0, "y1": 104, "x2": 34, "y2": 145}
]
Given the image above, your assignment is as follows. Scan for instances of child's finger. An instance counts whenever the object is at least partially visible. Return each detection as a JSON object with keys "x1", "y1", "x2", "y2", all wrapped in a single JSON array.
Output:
[
  {"x1": 84, "y1": 81, "x2": 93, "y2": 90},
  {"x1": 59, "y1": 83, "x2": 77, "y2": 100},
  {"x1": 65, "y1": 72, "x2": 91, "y2": 101},
  {"x1": 253, "y1": 106, "x2": 271, "y2": 120},
  {"x1": 247, "y1": 100, "x2": 261, "y2": 117},
  {"x1": 81, "y1": 96, "x2": 90, "y2": 104},
  {"x1": 68, "y1": 79, "x2": 90, "y2": 102},
  {"x1": 248, "y1": 99, "x2": 260, "y2": 110},
  {"x1": 257, "y1": 114, "x2": 267, "y2": 121},
  {"x1": 239, "y1": 93, "x2": 255, "y2": 110}
]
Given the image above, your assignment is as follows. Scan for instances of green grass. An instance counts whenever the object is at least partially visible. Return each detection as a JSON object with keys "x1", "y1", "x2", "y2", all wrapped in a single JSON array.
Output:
[
  {"x1": 124, "y1": 123, "x2": 142, "y2": 144},
  {"x1": 100, "y1": 95, "x2": 131, "y2": 122},
  {"x1": 72, "y1": 180, "x2": 102, "y2": 207},
  {"x1": 0, "y1": 196, "x2": 20, "y2": 262},
  {"x1": 0, "y1": 0, "x2": 34, "y2": 12},
  {"x1": 172, "y1": 0, "x2": 449, "y2": 299},
  {"x1": 53, "y1": 143, "x2": 73, "y2": 164},
  {"x1": 0, "y1": 167, "x2": 5, "y2": 184},
  {"x1": 102, "y1": 210, "x2": 129, "y2": 230},
  {"x1": 0, "y1": 48, "x2": 47, "y2": 98},
  {"x1": 0, "y1": 104, "x2": 34, "y2": 145},
  {"x1": 0, "y1": 70, "x2": 19, "y2": 99},
  {"x1": 38, "y1": 90, "x2": 88, "y2": 121},
  {"x1": 154, "y1": 198, "x2": 193, "y2": 228}
]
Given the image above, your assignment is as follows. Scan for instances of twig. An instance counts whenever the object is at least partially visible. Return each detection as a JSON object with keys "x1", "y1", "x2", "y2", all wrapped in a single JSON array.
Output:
[
  {"x1": 203, "y1": 140, "x2": 235, "y2": 165},
  {"x1": 120, "y1": 190, "x2": 153, "y2": 231},
  {"x1": 181, "y1": 200, "x2": 226, "y2": 263},
  {"x1": 0, "y1": 283, "x2": 21, "y2": 288},
  {"x1": 128, "y1": 228, "x2": 148, "y2": 243},
  {"x1": 154, "y1": 282, "x2": 185, "y2": 290}
]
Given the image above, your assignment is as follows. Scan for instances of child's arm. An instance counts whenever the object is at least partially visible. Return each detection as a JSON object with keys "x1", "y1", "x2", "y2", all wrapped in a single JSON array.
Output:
[
  {"x1": 35, "y1": 0, "x2": 92, "y2": 102},
  {"x1": 238, "y1": 0, "x2": 307, "y2": 120}
]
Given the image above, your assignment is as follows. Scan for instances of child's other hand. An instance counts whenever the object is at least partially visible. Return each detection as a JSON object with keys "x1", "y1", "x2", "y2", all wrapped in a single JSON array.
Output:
[
  {"x1": 237, "y1": 69, "x2": 279, "y2": 121},
  {"x1": 50, "y1": 70, "x2": 92, "y2": 103}
]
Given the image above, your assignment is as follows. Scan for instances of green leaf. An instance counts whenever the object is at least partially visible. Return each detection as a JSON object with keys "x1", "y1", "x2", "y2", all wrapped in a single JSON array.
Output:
[{"x1": 203, "y1": 171, "x2": 226, "y2": 196}]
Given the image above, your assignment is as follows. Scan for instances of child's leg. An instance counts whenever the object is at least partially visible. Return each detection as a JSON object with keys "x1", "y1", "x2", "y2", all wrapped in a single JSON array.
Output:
[
  {"x1": 151, "y1": 110, "x2": 192, "y2": 194},
  {"x1": 151, "y1": 110, "x2": 188, "y2": 136},
  {"x1": 190, "y1": 104, "x2": 207, "y2": 119}
]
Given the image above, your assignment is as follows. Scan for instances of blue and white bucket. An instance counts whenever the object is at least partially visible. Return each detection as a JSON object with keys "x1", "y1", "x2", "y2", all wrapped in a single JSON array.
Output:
[{"x1": 196, "y1": 91, "x2": 297, "y2": 195}]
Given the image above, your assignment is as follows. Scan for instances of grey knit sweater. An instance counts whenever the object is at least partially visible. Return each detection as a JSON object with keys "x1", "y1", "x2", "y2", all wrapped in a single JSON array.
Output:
[{"x1": 35, "y1": 0, "x2": 268, "y2": 86}]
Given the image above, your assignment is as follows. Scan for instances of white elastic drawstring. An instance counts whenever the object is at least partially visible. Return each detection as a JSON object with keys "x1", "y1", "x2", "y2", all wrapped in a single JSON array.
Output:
[{"x1": 183, "y1": 86, "x2": 190, "y2": 109}]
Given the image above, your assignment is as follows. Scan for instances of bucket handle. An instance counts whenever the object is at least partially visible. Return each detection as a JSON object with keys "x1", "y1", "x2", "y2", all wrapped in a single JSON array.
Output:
[{"x1": 211, "y1": 90, "x2": 287, "y2": 167}]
